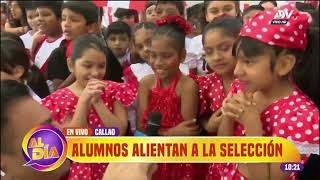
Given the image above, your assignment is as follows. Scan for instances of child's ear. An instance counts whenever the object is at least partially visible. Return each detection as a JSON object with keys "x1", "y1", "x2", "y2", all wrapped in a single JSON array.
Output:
[
  {"x1": 67, "y1": 58, "x2": 74, "y2": 73},
  {"x1": 274, "y1": 54, "x2": 296, "y2": 76},
  {"x1": 179, "y1": 49, "x2": 186, "y2": 63},
  {"x1": 12, "y1": 65, "x2": 25, "y2": 80}
]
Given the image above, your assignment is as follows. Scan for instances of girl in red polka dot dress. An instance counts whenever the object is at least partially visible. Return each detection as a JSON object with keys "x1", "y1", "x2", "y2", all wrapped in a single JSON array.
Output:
[
  {"x1": 41, "y1": 34, "x2": 135, "y2": 180},
  {"x1": 217, "y1": 3, "x2": 319, "y2": 180},
  {"x1": 197, "y1": 16, "x2": 242, "y2": 135},
  {"x1": 137, "y1": 15, "x2": 207, "y2": 180}
]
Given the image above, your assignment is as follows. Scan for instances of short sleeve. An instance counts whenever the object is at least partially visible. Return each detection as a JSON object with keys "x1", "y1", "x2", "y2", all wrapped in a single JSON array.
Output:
[
  {"x1": 114, "y1": 82, "x2": 138, "y2": 107},
  {"x1": 273, "y1": 108, "x2": 319, "y2": 145},
  {"x1": 46, "y1": 46, "x2": 70, "y2": 81},
  {"x1": 41, "y1": 94, "x2": 67, "y2": 124}
]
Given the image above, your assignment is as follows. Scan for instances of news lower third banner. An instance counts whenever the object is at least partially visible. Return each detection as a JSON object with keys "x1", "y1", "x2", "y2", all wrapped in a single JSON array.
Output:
[{"x1": 22, "y1": 125, "x2": 301, "y2": 172}]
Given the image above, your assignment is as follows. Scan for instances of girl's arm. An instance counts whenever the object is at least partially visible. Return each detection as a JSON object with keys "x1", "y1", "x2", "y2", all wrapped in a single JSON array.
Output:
[
  {"x1": 136, "y1": 76, "x2": 153, "y2": 132},
  {"x1": 4, "y1": 22, "x2": 28, "y2": 35},
  {"x1": 239, "y1": 92, "x2": 290, "y2": 180},
  {"x1": 93, "y1": 100, "x2": 128, "y2": 136},
  {"x1": 201, "y1": 109, "x2": 223, "y2": 133},
  {"x1": 160, "y1": 77, "x2": 201, "y2": 136},
  {"x1": 241, "y1": 113, "x2": 290, "y2": 180},
  {"x1": 217, "y1": 116, "x2": 234, "y2": 136},
  {"x1": 52, "y1": 100, "x2": 90, "y2": 129},
  {"x1": 180, "y1": 77, "x2": 198, "y2": 121}
]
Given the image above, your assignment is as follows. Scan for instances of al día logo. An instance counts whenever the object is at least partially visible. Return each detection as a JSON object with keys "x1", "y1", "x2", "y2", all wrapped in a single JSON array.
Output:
[{"x1": 22, "y1": 125, "x2": 67, "y2": 171}]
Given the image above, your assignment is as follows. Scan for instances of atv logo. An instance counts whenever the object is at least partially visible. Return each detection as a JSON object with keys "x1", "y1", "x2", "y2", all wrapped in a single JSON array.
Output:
[{"x1": 271, "y1": 9, "x2": 294, "y2": 25}]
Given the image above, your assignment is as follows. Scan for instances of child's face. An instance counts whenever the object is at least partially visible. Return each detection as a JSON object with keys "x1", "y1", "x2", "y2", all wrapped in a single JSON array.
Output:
[
  {"x1": 37, "y1": 7, "x2": 61, "y2": 35},
  {"x1": 243, "y1": 10, "x2": 262, "y2": 23},
  {"x1": 145, "y1": 5, "x2": 157, "y2": 22},
  {"x1": 156, "y1": 3, "x2": 181, "y2": 19},
  {"x1": 120, "y1": 15, "x2": 135, "y2": 27},
  {"x1": 61, "y1": 8, "x2": 89, "y2": 41},
  {"x1": 107, "y1": 33, "x2": 130, "y2": 58},
  {"x1": 149, "y1": 36, "x2": 183, "y2": 80},
  {"x1": 234, "y1": 50, "x2": 276, "y2": 93},
  {"x1": 134, "y1": 28, "x2": 153, "y2": 63},
  {"x1": 204, "y1": 29, "x2": 237, "y2": 76},
  {"x1": 206, "y1": 1, "x2": 237, "y2": 22},
  {"x1": 10, "y1": 1, "x2": 23, "y2": 20},
  {"x1": 72, "y1": 48, "x2": 106, "y2": 88},
  {"x1": 26, "y1": 9, "x2": 38, "y2": 32}
]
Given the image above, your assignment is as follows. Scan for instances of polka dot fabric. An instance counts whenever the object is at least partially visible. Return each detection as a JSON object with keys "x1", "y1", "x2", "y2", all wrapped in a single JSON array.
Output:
[
  {"x1": 240, "y1": 3, "x2": 312, "y2": 50},
  {"x1": 41, "y1": 81, "x2": 137, "y2": 180},
  {"x1": 209, "y1": 80, "x2": 319, "y2": 180},
  {"x1": 197, "y1": 73, "x2": 225, "y2": 116},
  {"x1": 142, "y1": 72, "x2": 208, "y2": 180}
]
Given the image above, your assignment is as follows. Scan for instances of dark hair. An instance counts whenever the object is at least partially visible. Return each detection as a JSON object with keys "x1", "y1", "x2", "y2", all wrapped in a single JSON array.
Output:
[
  {"x1": 204, "y1": 1, "x2": 241, "y2": 17},
  {"x1": 98, "y1": 7, "x2": 103, "y2": 23},
  {"x1": 203, "y1": 16, "x2": 242, "y2": 44},
  {"x1": 242, "y1": 5, "x2": 265, "y2": 17},
  {"x1": 1, "y1": 80, "x2": 30, "y2": 154},
  {"x1": 24, "y1": 1, "x2": 36, "y2": 11},
  {"x1": 134, "y1": 22, "x2": 156, "y2": 33},
  {"x1": 105, "y1": 21, "x2": 132, "y2": 40},
  {"x1": 309, "y1": 9, "x2": 319, "y2": 28},
  {"x1": 114, "y1": 8, "x2": 136, "y2": 18},
  {"x1": 153, "y1": 21, "x2": 186, "y2": 50},
  {"x1": 1, "y1": 38, "x2": 30, "y2": 80},
  {"x1": 62, "y1": 1, "x2": 99, "y2": 25},
  {"x1": 8, "y1": 1, "x2": 28, "y2": 28},
  {"x1": 1, "y1": 2, "x2": 7, "y2": 12},
  {"x1": 1, "y1": 31, "x2": 24, "y2": 45},
  {"x1": 133, "y1": 22, "x2": 156, "y2": 45},
  {"x1": 296, "y1": 2, "x2": 316, "y2": 12},
  {"x1": 235, "y1": 28, "x2": 319, "y2": 106},
  {"x1": 259, "y1": 0, "x2": 278, "y2": 7},
  {"x1": 156, "y1": 1, "x2": 184, "y2": 16},
  {"x1": 105, "y1": 48, "x2": 124, "y2": 82},
  {"x1": 187, "y1": 3, "x2": 204, "y2": 20},
  {"x1": 1, "y1": 32, "x2": 50, "y2": 98},
  {"x1": 34, "y1": 1, "x2": 63, "y2": 19},
  {"x1": 71, "y1": 34, "x2": 109, "y2": 62},
  {"x1": 145, "y1": 1, "x2": 157, "y2": 10}
]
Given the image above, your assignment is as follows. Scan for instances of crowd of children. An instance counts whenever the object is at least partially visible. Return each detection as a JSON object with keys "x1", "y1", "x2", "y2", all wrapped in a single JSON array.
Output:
[{"x1": 1, "y1": 0, "x2": 319, "y2": 180}]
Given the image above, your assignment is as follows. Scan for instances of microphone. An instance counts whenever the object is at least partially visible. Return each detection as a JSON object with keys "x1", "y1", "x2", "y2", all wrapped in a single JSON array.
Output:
[{"x1": 146, "y1": 112, "x2": 162, "y2": 136}]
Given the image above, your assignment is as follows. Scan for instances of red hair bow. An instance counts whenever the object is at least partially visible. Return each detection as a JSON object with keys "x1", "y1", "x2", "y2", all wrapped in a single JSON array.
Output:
[{"x1": 156, "y1": 15, "x2": 193, "y2": 35}]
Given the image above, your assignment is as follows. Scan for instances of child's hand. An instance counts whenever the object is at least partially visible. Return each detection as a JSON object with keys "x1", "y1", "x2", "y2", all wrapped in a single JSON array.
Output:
[
  {"x1": 79, "y1": 79, "x2": 105, "y2": 104},
  {"x1": 166, "y1": 120, "x2": 201, "y2": 136},
  {"x1": 206, "y1": 109, "x2": 223, "y2": 133},
  {"x1": 221, "y1": 93, "x2": 251, "y2": 121},
  {"x1": 89, "y1": 79, "x2": 106, "y2": 105},
  {"x1": 235, "y1": 92, "x2": 269, "y2": 126}
]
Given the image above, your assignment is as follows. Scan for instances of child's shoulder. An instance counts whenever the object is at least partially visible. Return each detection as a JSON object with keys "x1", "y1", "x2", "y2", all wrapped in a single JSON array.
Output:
[
  {"x1": 139, "y1": 74, "x2": 156, "y2": 89},
  {"x1": 43, "y1": 88, "x2": 73, "y2": 100},
  {"x1": 265, "y1": 89, "x2": 319, "y2": 121},
  {"x1": 178, "y1": 75, "x2": 198, "y2": 90}
]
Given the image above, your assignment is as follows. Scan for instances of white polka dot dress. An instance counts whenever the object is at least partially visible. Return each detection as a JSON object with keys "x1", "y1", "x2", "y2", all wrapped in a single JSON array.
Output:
[{"x1": 41, "y1": 81, "x2": 137, "y2": 180}]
